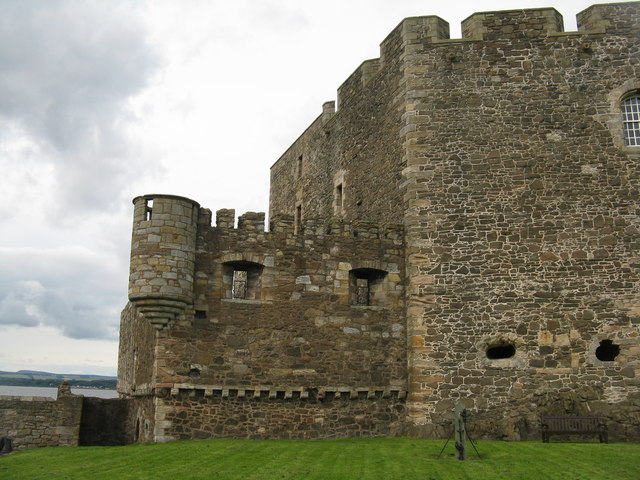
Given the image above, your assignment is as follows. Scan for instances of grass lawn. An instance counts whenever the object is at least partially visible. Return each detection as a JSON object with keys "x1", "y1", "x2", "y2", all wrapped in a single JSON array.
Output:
[{"x1": 1, "y1": 437, "x2": 639, "y2": 480}]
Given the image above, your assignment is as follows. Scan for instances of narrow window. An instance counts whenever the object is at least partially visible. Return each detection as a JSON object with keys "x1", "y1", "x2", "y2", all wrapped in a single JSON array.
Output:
[
  {"x1": 355, "y1": 278, "x2": 370, "y2": 305},
  {"x1": 144, "y1": 199, "x2": 153, "y2": 221},
  {"x1": 295, "y1": 204, "x2": 302, "y2": 234},
  {"x1": 297, "y1": 155, "x2": 303, "y2": 178},
  {"x1": 334, "y1": 183, "x2": 344, "y2": 215},
  {"x1": 622, "y1": 93, "x2": 640, "y2": 146},
  {"x1": 595, "y1": 339, "x2": 620, "y2": 361}
]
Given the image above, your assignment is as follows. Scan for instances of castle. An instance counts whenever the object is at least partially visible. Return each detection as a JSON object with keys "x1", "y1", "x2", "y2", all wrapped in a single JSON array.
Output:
[{"x1": 118, "y1": 2, "x2": 640, "y2": 443}]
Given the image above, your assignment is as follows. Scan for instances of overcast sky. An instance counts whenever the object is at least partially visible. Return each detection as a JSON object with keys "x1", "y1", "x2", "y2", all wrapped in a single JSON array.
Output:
[{"x1": 0, "y1": 0, "x2": 595, "y2": 376}]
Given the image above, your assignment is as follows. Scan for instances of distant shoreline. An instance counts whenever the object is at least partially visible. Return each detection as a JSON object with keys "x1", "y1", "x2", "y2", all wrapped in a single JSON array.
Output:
[
  {"x1": 0, "y1": 385, "x2": 118, "y2": 399},
  {"x1": 0, "y1": 370, "x2": 117, "y2": 390}
]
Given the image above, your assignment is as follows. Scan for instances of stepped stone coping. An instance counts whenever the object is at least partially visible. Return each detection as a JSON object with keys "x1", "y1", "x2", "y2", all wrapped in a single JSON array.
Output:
[{"x1": 167, "y1": 384, "x2": 407, "y2": 400}]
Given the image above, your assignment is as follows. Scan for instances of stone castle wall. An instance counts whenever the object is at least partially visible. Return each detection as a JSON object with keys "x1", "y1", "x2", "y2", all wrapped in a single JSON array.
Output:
[
  {"x1": 120, "y1": 201, "x2": 407, "y2": 441},
  {"x1": 269, "y1": 18, "x2": 410, "y2": 228},
  {"x1": 0, "y1": 384, "x2": 82, "y2": 450},
  {"x1": 399, "y1": 2, "x2": 639, "y2": 439},
  {"x1": 120, "y1": 2, "x2": 640, "y2": 443},
  {"x1": 268, "y1": 1, "x2": 639, "y2": 440},
  {"x1": 0, "y1": 384, "x2": 133, "y2": 450}
]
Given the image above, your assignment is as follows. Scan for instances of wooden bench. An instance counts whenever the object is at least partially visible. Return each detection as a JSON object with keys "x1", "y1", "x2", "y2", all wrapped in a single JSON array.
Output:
[{"x1": 540, "y1": 416, "x2": 608, "y2": 443}]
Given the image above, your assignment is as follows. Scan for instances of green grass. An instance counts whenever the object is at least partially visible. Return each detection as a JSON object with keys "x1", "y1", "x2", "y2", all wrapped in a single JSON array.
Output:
[{"x1": 1, "y1": 438, "x2": 639, "y2": 480}]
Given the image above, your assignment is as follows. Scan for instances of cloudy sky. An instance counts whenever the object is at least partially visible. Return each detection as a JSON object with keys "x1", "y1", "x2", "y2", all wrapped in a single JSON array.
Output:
[{"x1": 0, "y1": 0, "x2": 594, "y2": 376}]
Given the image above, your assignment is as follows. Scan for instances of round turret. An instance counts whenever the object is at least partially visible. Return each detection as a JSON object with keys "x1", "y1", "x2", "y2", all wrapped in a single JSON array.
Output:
[{"x1": 128, "y1": 194, "x2": 200, "y2": 328}]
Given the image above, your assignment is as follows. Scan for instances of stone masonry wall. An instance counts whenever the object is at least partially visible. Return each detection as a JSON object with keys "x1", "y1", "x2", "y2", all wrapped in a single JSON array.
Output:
[
  {"x1": 120, "y1": 204, "x2": 407, "y2": 442},
  {"x1": 0, "y1": 384, "x2": 83, "y2": 450},
  {"x1": 269, "y1": 16, "x2": 410, "y2": 228},
  {"x1": 120, "y1": 2, "x2": 640, "y2": 443},
  {"x1": 400, "y1": 3, "x2": 640, "y2": 440},
  {"x1": 159, "y1": 391, "x2": 405, "y2": 440}
]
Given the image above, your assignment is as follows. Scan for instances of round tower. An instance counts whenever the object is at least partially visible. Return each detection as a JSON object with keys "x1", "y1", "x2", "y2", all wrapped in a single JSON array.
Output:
[{"x1": 128, "y1": 194, "x2": 200, "y2": 329}]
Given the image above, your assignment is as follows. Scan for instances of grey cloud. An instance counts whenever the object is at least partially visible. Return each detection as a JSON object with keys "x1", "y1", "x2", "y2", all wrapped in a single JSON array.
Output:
[
  {"x1": 0, "y1": 0, "x2": 159, "y2": 215},
  {"x1": 0, "y1": 247, "x2": 125, "y2": 340}
]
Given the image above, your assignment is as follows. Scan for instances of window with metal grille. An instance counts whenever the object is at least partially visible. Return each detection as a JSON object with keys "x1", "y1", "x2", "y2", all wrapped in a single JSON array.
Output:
[{"x1": 622, "y1": 94, "x2": 640, "y2": 146}]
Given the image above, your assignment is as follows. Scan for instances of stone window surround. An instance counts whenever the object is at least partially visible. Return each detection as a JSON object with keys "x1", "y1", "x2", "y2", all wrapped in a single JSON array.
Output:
[
  {"x1": 221, "y1": 260, "x2": 264, "y2": 301},
  {"x1": 602, "y1": 79, "x2": 640, "y2": 150},
  {"x1": 349, "y1": 267, "x2": 387, "y2": 306},
  {"x1": 621, "y1": 91, "x2": 639, "y2": 146}
]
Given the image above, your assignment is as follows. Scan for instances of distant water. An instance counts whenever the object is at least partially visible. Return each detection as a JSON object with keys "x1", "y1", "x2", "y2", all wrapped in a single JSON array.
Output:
[{"x1": 0, "y1": 385, "x2": 118, "y2": 399}]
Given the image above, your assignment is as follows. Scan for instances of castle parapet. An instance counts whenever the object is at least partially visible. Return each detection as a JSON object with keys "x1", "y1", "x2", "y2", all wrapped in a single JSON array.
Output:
[
  {"x1": 238, "y1": 212, "x2": 265, "y2": 232},
  {"x1": 577, "y1": 2, "x2": 640, "y2": 33},
  {"x1": 269, "y1": 214, "x2": 295, "y2": 235},
  {"x1": 215, "y1": 209, "x2": 235, "y2": 229},
  {"x1": 462, "y1": 8, "x2": 563, "y2": 40}
]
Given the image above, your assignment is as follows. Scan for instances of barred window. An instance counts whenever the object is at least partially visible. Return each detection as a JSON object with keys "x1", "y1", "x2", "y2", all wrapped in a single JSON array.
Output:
[{"x1": 622, "y1": 94, "x2": 640, "y2": 146}]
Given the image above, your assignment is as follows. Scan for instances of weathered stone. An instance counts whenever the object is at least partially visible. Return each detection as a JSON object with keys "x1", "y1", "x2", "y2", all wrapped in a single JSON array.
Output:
[{"x1": 117, "y1": 1, "x2": 640, "y2": 445}]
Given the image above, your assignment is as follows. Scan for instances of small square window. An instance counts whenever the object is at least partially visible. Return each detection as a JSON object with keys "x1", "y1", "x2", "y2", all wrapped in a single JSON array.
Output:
[
  {"x1": 350, "y1": 268, "x2": 387, "y2": 306},
  {"x1": 223, "y1": 261, "x2": 264, "y2": 300}
]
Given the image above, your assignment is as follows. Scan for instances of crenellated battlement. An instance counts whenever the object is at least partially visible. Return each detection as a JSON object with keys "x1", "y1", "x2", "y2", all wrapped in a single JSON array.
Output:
[
  {"x1": 205, "y1": 207, "x2": 404, "y2": 242},
  {"x1": 461, "y1": 8, "x2": 564, "y2": 40},
  {"x1": 331, "y1": 2, "x2": 639, "y2": 111}
]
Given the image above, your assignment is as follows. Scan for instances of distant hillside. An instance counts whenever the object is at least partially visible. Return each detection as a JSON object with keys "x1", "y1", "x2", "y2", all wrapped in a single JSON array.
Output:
[{"x1": 0, "y1": 370, "x2": 117, "y2": 389}]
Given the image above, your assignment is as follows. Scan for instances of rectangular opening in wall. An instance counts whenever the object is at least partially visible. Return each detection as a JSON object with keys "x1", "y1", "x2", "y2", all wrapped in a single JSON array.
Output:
[
  {"x1": 355, "y1": 278, "x2": 370, "y2": 305},
  {"x1": 350, "y1": 268, "x2": 387, "y2": 306},
  {"x1": 295, "y1": 204, "x2": 302, "y2": 234},
  {"x1": 334, "y1": 183, "x2": 343, "y2": 215},
  {"x1": 224, "y1": 261, "x2": 264, "y2": 300},
  {"x1": 297, "y1": 155, "x2": 303, "y2": 178},
  {"x1": 144, "y1": 199, "x2": 153, "y2": 221}
]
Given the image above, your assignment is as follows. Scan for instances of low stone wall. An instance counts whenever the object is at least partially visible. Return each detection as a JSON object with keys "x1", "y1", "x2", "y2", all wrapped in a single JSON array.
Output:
[
  {"x1": 155, "y1": 390, "x2": 406, "y2": 441},
  {"x1": 0, "y1": 384, "x2": 83, "y2": 450}
]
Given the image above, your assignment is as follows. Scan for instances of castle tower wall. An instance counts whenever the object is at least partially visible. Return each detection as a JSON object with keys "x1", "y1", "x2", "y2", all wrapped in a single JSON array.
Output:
[
  {"x1": 400, "y1": 2, "x2": 640, "y2": 439},
  {"x1": 128, "y1": 194, "x2": 200, "y2": 329}
]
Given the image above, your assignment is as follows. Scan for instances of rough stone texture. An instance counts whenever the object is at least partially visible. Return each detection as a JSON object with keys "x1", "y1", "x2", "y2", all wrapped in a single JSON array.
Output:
[
  {"x1": 0, "y1": 384, "x2": 83, "y2": 450},
  {"x1": 120, "y1": 2, "x2": 640, "y2": 443},
  {"x1": 121, "y1": 204, "x2": 406, "y2": 442},
  {"x1": 160, "y1": 391, "x2": 404, "y2": 440},
  {"x1": 397, "y1": 2, "x2": 640, "y2": 441}
]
